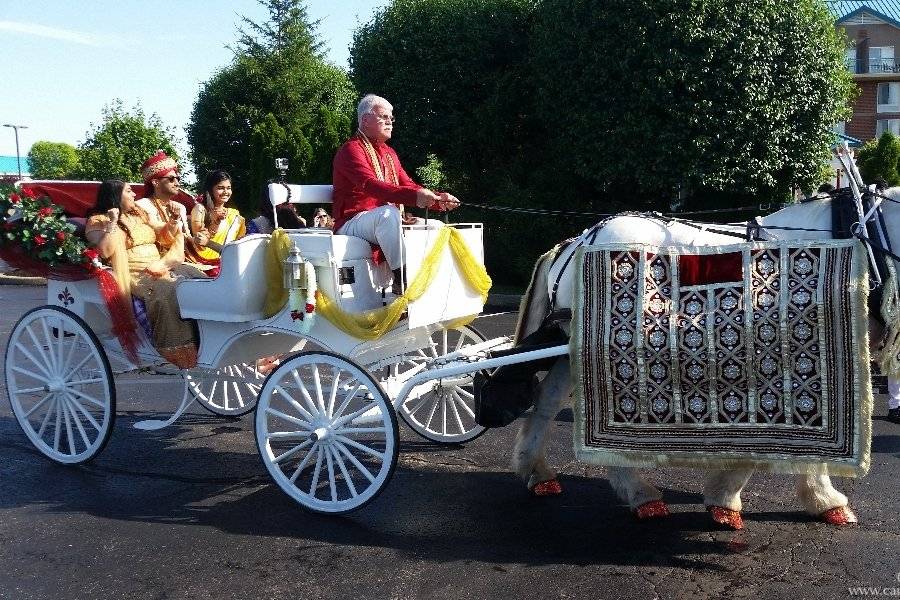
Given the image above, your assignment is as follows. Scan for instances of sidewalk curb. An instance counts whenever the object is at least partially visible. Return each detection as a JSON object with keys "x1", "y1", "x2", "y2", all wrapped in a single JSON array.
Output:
[
  {"x1": 485, "y1": 293, "x2": 522, "y2": 310},
  {"x1": 0, "y1": 273, "x2": 47, "y2": 286}
]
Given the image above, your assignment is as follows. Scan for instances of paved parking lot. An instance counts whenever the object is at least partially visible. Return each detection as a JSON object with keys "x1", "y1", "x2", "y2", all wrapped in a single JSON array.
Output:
[{"x1": 1, "y1": 284, "x2": 899, "y2": 600}]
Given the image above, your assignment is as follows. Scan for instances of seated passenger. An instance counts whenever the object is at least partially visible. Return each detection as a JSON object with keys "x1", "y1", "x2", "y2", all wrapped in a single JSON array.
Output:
[
  {"x1": 85, "y1": 179, "x2": 207, "y2": 369},
  {"x1": 135, "y1": 151, "x2": 192, "y2": 248},
  {"x1": 312, "y1": 207, "x2": 334, "y2": 229},
  {"x1": 189, "y1": 169, "x2": 246, "y2": 260},
  {"x1": 332, "y1": 94, "x2": 460, "y2": 292},
  {"x1": 247, "y1": 185, "x2": 307, "y2": 234}
]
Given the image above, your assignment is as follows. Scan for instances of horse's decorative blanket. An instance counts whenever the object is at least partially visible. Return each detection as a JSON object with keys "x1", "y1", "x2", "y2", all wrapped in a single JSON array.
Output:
[{"x1": 571, "y1": 240, "x2": 872, "y2": 477}]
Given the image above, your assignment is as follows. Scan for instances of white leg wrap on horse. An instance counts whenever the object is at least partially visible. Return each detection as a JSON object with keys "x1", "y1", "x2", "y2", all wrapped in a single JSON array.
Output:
[
  {"x1": 512, "y1": 358, "x2": 570, "y2": 487},
  {"x1": 796, "y1": 473, "x2": 848, "y2": 515},
  {"x1": 607, "y1": 467, "x2": 663, "y2": 509},
  {"x1": 703, "y1": 469, "x2": 754, "y2": 512}
]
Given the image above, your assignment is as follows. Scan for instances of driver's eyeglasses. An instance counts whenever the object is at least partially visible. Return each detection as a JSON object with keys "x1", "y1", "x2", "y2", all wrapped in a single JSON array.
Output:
[
  {"x1": 371, "y1": 112, "x2": 395, "y2": 124},
  {"x1": 163, "y1": 175, "x2": 179, "y2": 182}
]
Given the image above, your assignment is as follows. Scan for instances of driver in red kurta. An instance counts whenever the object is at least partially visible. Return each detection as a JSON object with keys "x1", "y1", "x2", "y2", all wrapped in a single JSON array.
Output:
[{"x1": 332, "y1": 94, "x2": 459, "y2": 291}]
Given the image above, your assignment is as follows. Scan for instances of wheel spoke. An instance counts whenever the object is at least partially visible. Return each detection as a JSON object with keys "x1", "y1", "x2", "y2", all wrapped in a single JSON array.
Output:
[
  {"x1": 455, "y1": 387, "x2": 475, "y2": 400},
  {"x1": 334, "y1": 434, "x2": 385, "y2": 460},
  {"x1": 331, "y1": 382, "x2": 363, "y2": 420},
  {"x1": 60, "y1": 397, "x2": 77, "y2": 455},
  {"x1": 312, "y1": 365, "x2": 326, "y2": 414},
  {"x1": 264, "y1": 404, "x2": 312, "y2": 428},
  {"x1": 423, "y1": 397, "x2": 440, "y2": 431},
  {"x1": 67, "y1": 387, "x2": 106, "y2": 409},
  {"x1": 36, "y1": 397, "x2": 57, "y2": 438},
  {"x1": 291, "y1": 369, "x2": 321, "y2": 417},
  {"x1": 231, "y1": 379, "x2": 245, "y2": 409},
  {"x1": 63, "y1": 352, "x2": 95, "y2": 381},
  {"x1": 441, "y1": 397, "x2": 448, "y2": 434},
  {"x1": 333, "y1": 426, "x2": 386, "y2": 436},
  {"x1": 451, "y1": 390, "x2": 477, "y2": 419},
  {"x1": 23, "y1": 393, "x2": 53, "y2": 418},
  {"x1": 273, "y1": 438, "x2": 313, "y2": 464},
  {"x1": 325, "y1": 446, "x2": 338, "y2": 502},
  {"x1": 64, "y1": 397, "x2": 92, "y2": 450},
  {"x1": 448, "y1": 395, "x2": 466, "y2": 433},
  {"x1": 65, "y1": 392, "x2": 102, "y2": 432},
  {"x1": 267, "y1": 428, "x2": 312, "y2": 438},
  {"x1": 10, "y1": 366, "x2": 47, "y2": 384},
  {"x1": 334, "y1": 441, "x2": 376, "y2": 483},
  {"x1": 327, "y1": 368, "x2": 341, "y2": 418},
  {"x1": 59, "y1": 329, "x2": 82, "y2": 379},
  {"x1": 38, "y1": 319, "x2": 59, "y2": 374},
  {"x1": 65, "y1": 378, "x2": 104, "y2": 387},
  {"x1": 404, "y1": 395, "x2": 431, "y2": 418},
  {"x1": 15, "y1": 337, "x2": 52, "y2": 379},
  {"x1": 331, "y1": 446, "x2": 357, "y2": 498},
  {"x1": 273, "y1": 384, "x2": 316, "y2": 423},
  {"x1": 308, "y1": 446, "x2": 325, "y2": 497},
  {"x1": 288, "y1": 441, "x2": 318, "y2": 482},
  {"x1": 332, "y1": 401, "x2": 380, "y2": 429},
  {"x1": 454, "y1": 332, "x2": 466, "y2": 352},
  {"x1": 52, "y1": 396, "x2": 63, "y2": 451}
]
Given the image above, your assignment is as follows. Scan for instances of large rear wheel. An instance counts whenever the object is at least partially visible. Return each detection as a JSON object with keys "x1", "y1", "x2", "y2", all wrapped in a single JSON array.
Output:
[{"x1": 393, "y1": 325, "x2": 488, "y2": 444}]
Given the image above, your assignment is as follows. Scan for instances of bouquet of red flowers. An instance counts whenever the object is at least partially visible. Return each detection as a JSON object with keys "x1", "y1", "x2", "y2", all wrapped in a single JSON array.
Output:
[{"x1": 0, "y1": 184, "x2": 100, "y2": 271}]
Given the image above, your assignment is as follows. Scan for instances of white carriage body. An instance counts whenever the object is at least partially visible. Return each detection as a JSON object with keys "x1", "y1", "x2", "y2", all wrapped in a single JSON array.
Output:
[{"x1": 46, "y1": 185, "x2": 486, "y2": 372}]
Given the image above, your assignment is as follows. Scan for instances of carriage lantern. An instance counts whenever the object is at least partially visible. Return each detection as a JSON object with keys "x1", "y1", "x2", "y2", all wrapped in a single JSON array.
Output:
[{"x1": 283, "y1": 242, "x2": 307, "y2": 290}]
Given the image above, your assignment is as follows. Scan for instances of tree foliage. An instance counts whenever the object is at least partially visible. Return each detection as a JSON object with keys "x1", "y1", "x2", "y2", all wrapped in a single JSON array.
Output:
[
  {"x1": 188, "y1": 0, "x2": 356, "y2": 215},
  {"x1": 27, "y1": 141, "x2": 80, "y2": 180},
  {"x1": 75, "y1": 100, "x2": 179, "y2": 183},
  {"x1": 857, "y1": 132, "x2": 900, "y2": 187},
  {"x1": 350, "y1": 0, "x2": 856, "y2": 284},
  {"x1": 529, "y1": 0, "x2": 855, "y2": 205}
]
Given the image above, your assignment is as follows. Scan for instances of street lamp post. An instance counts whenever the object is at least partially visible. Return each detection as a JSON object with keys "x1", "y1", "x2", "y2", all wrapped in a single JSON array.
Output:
[{"x1": 3, "y1": 123, "x2": 28, "y2": 180}]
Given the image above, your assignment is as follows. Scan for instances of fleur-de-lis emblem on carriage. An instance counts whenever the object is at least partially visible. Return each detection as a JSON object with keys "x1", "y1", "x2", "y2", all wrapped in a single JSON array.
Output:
[{"x1": 57, "y1": 287, "x2": 74, "y2": 306}]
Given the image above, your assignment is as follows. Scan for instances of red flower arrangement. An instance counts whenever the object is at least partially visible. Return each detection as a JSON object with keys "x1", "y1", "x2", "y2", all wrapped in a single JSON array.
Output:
[{"x1": 0, "y1": 183, "x2": 92, "y2": 269}]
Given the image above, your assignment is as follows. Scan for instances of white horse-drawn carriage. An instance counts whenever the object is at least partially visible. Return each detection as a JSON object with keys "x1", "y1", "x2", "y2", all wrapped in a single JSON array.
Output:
[{"x1": 4, "y1": 184, "x2": 520, "y2": 514}]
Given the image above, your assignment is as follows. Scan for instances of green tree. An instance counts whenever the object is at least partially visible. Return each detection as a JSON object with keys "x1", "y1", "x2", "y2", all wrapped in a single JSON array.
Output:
[
  {"x1": 857, "y1": 132, "x2": 900, "y2": 186},
  {"x1": 188, "y1": 0, "x2": 356, "y2": 215},
  {"x1": 529, "y1": 0, "x2": 855, "y2": 207},
  {"x1": 27, "y1": 141, "x2": 80, "y2": 179},
  {"x1": 75, "y1": 100, "x2": 179, "y2": 182}
]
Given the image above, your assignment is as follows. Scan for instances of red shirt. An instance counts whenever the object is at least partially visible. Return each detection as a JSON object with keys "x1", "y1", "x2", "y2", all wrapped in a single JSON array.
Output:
[{"x1": 332, "y1": 135, "x2": 421, "y2": 231}]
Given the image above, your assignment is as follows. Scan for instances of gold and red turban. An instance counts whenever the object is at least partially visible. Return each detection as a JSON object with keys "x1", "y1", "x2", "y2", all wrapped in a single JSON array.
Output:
[{"x1": 140, "y1": 150, "x2": 178, "y2": 183}]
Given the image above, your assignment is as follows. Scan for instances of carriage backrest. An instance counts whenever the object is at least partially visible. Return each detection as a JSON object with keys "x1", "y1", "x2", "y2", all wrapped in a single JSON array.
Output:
[{"x1": 267, "y1": 183, "x2": 333, "y2": 206}]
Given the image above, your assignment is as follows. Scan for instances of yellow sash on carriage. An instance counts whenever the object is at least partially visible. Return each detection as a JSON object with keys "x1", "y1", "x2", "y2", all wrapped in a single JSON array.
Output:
[{"x1": 264, "y1": 227, "x2": 492, "y2": 339}]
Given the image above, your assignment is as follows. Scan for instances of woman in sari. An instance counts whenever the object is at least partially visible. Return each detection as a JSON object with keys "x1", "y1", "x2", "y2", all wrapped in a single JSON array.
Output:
[
  {"x1": 189, "y1": 170, "x2": 245, "y2": 260},
  {"x1": 85, "y1": 180, "x2": 206, "y2": 369}
]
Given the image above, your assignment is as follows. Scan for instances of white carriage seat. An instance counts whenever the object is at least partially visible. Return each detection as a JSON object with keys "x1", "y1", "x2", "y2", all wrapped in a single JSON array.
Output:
[{"x1": 176, "y1": 234, "x2": 271, "y2": 322}]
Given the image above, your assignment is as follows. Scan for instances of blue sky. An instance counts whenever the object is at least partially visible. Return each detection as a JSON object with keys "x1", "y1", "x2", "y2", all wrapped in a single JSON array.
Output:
[{"x1": 0, "y1": 0, "x2": 389, "y2": 159}]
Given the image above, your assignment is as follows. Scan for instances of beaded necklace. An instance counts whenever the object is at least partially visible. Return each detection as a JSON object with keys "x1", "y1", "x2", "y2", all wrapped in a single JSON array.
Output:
[{"x1": 357, "y1": 130, "x2": 399, "y2": 185}]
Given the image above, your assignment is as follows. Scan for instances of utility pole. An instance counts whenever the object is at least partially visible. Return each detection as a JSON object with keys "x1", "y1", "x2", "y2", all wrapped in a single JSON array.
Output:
[{"x1": 3, "y1": 123, "x2": 28, "y2": 180}]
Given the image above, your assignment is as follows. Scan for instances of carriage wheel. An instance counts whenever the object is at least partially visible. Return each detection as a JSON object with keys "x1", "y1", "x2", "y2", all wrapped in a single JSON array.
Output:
[
  {"x1": 187, "y1": 363, "x2": 263, "y2": 417},
  {"x1": 5, "y1": 306, "x2": 115, "y2": 464},
  {"x1": 255, "y1": 351, "x2": 399, "y2": 514},
  {"x1": 395, "y1": 325, "x2": 488, "y2": 444}
]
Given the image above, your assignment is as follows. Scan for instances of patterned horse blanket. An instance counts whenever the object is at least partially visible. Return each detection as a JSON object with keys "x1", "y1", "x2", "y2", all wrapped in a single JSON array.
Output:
[{"x1": 571, "y1": 240, "x2": 872, "y2": 477}]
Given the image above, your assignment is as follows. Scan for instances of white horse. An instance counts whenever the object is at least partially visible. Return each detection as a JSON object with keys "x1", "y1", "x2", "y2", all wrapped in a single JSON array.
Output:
[{"x1": 512, "y1": 193, "x2": 898, "y2": 529}]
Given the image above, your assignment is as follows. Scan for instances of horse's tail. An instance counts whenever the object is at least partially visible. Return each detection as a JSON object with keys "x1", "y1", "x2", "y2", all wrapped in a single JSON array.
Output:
[{"x1": 513, "y1": 246, "x2": 557, "y2": 344}]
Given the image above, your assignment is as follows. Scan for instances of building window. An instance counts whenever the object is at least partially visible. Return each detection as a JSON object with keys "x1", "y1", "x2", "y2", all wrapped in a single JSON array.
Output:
[
  {"x1": 876, "y1": 119, "x2": 900, "y2": 137},
  {"x1": 846, "y1": 48, "x2": 858, "y2": 73},
  {"x1": 871, "y1": 46, "x2": 896, "y2": 73},
  {"x1": 835, "y1": 121, "x2": 846, "y2": 136},
  {"x1": 877, "y1": 82, "x2": 900, "y2": 112}
]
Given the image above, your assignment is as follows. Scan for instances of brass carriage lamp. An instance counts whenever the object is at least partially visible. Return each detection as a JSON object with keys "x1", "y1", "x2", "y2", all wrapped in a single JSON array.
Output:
[{"x1": 283, "y1": 242, "x2": 306, "y2": 290}]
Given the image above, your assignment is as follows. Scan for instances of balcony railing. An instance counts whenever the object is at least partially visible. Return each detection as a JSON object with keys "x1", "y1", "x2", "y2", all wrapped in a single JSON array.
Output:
[{"x1": 846, "y1": 58, "x2": 900, "y2": 74}]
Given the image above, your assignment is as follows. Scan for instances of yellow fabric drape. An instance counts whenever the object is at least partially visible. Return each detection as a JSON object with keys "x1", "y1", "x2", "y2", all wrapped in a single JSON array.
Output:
[
  {"x1": 264, "y1": 228, "x2": 295, "y2": 317},
  {"x1": 264, "y1": 227, "x2": 492, "y2": 339}
]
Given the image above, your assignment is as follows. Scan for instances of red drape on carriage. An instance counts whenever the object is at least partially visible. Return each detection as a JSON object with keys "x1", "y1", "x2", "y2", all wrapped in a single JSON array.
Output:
[{"x1": 19, "y1": 181, "x2": 196, "y2": 217}]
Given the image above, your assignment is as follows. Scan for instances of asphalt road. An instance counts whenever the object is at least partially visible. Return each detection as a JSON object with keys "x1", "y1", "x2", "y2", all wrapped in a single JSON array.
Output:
[{"x1": 1, "y1": 284, "x2": 899, "y2": 600}]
